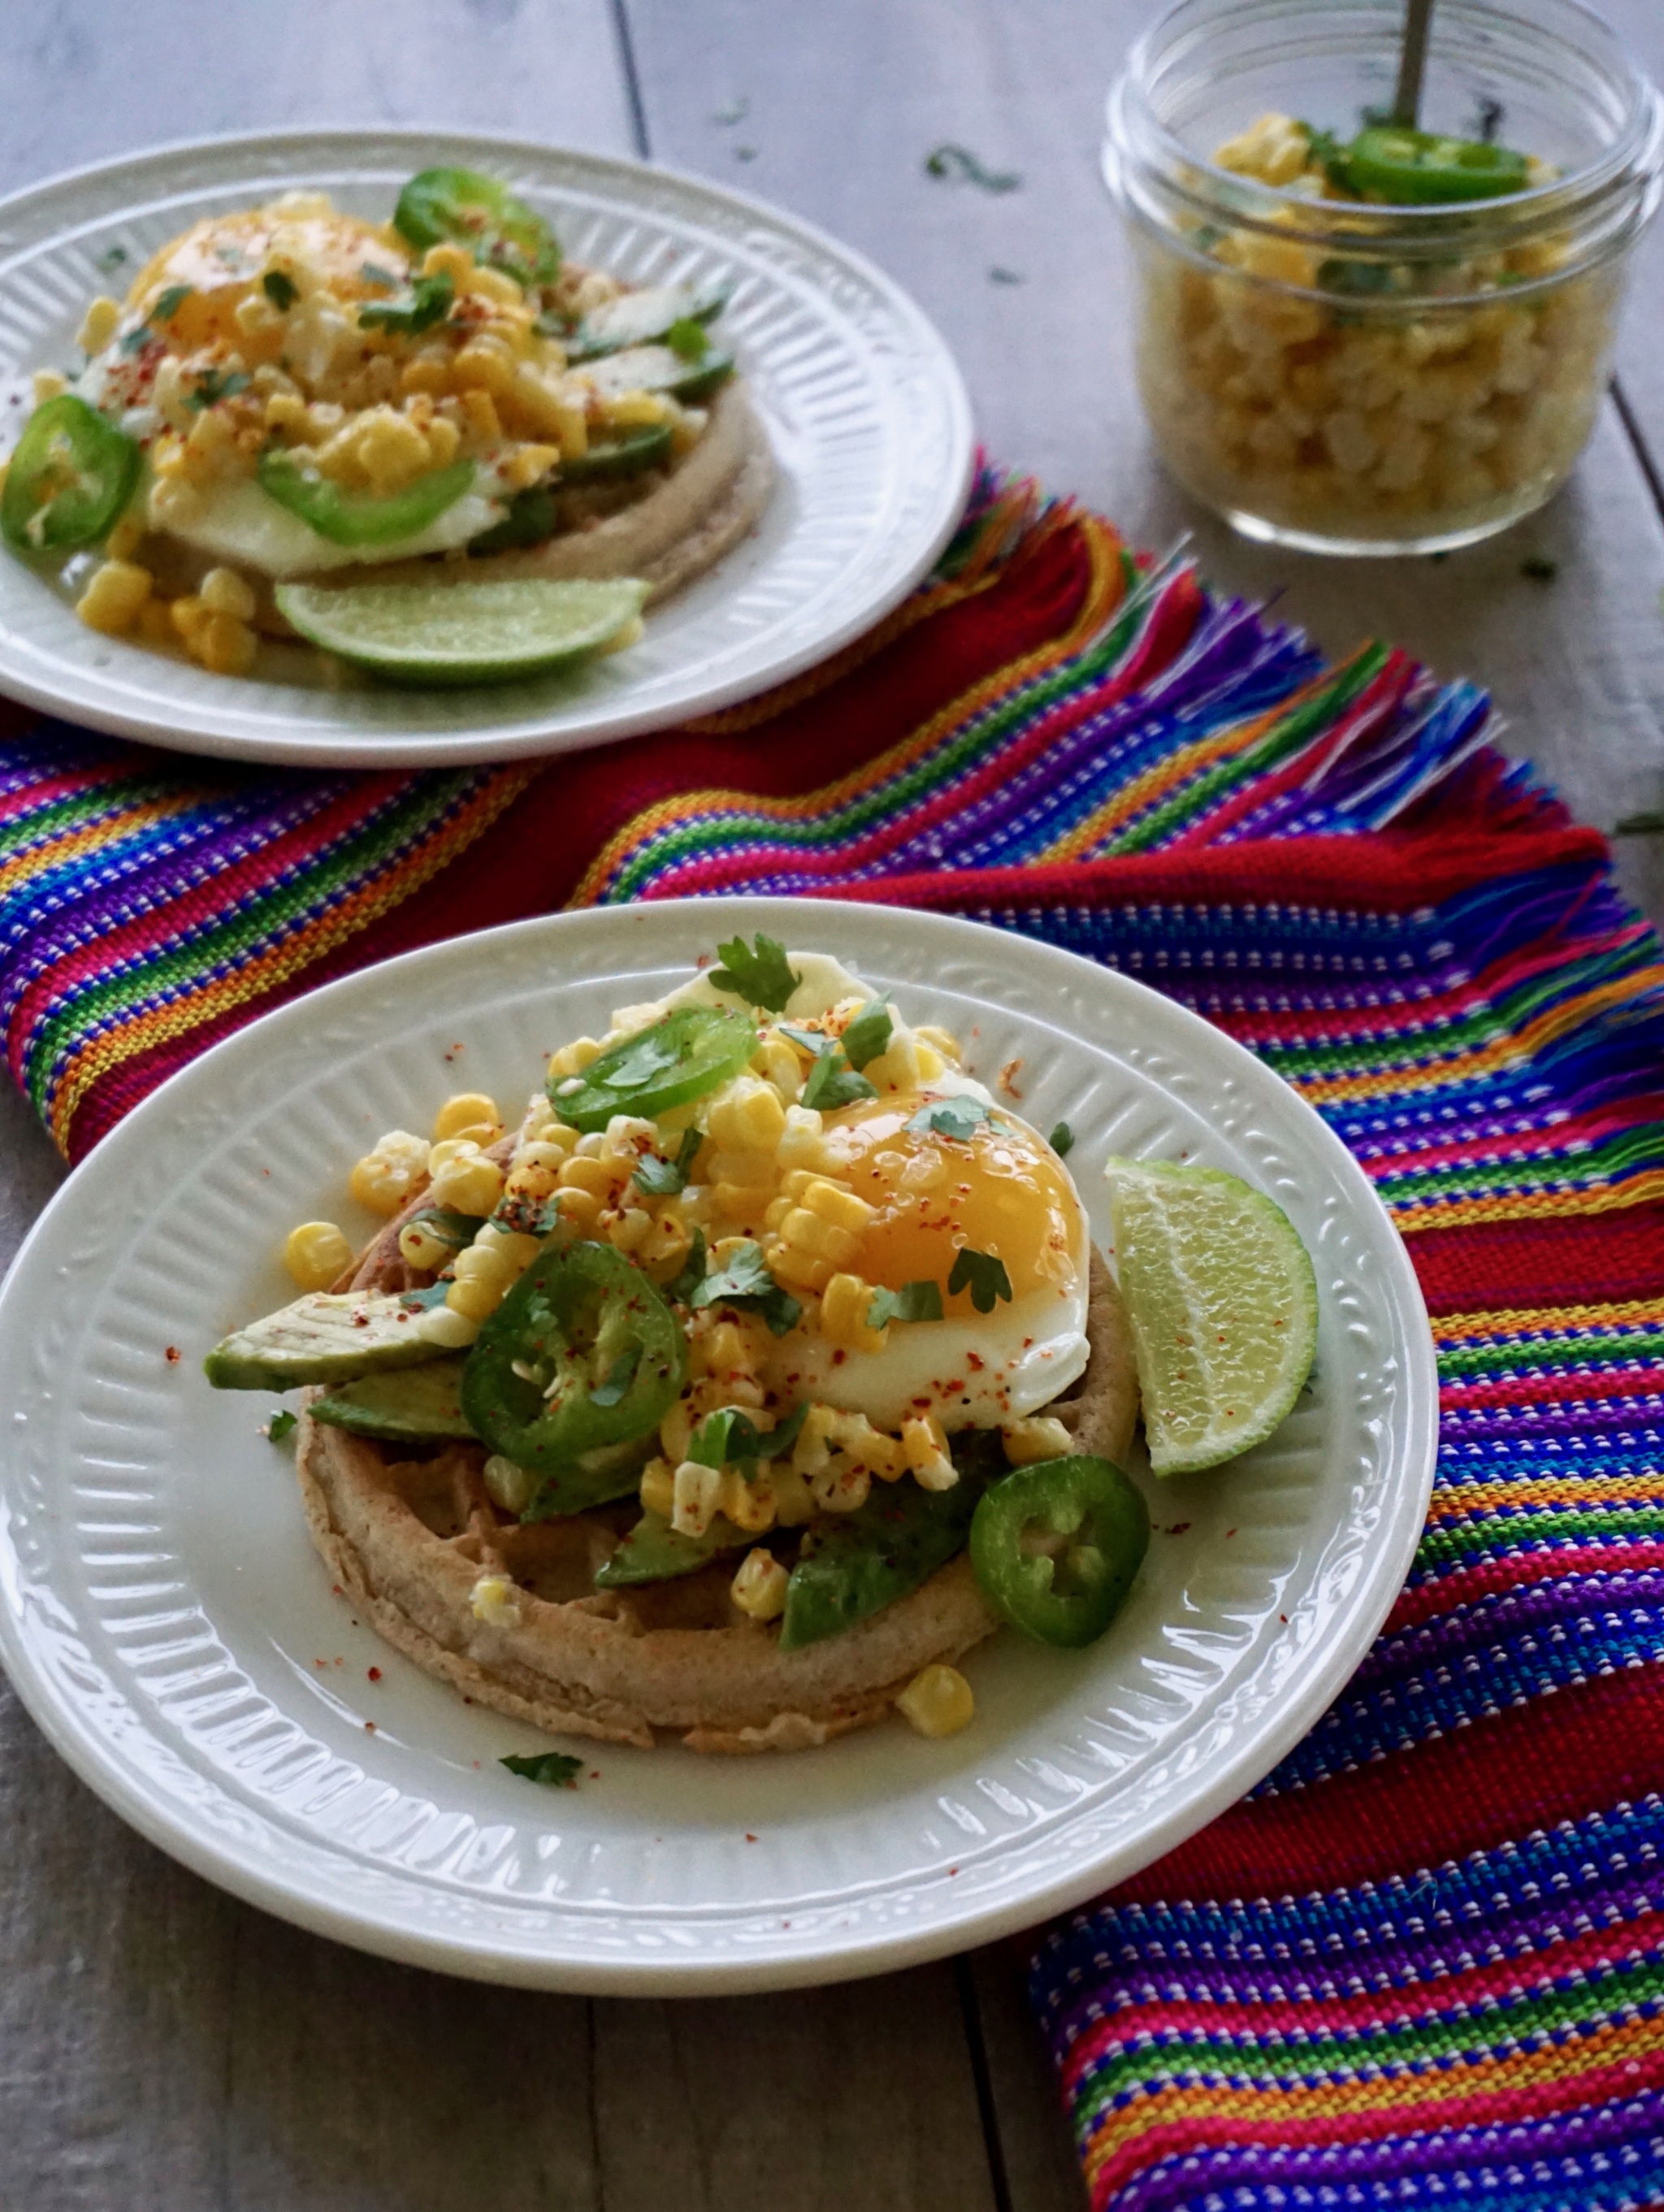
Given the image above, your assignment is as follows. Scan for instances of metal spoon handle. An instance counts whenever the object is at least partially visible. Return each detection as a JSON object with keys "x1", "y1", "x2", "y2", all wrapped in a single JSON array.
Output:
[{"x1": 1392, "y1": 0, "x2": 1434, "y2": 127}]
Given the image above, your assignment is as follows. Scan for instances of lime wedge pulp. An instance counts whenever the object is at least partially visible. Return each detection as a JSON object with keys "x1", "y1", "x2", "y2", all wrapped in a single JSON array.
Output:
[
  {"x1": 274, "y1": 576, "x2": 648, "y2": 685},
  {"x1": 1104, "y1": 1158, "x2": 1318, "y2": 1477}
]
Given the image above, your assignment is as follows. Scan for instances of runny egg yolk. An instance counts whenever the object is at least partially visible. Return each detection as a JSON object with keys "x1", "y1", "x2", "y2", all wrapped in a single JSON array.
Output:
[
  {"x1": 831, "y1": 1091, "x2": 1082, "y2": 1316},
  {"x1": 127, "y1": 210, "x2": 409, "y2": 355}
]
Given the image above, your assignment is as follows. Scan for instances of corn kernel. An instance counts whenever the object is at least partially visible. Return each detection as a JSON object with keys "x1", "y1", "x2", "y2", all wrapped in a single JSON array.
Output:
[
  {"x1": 1003, "y1": 1414, "x2": 1073, "y2": 1467},
  {"x1": 199, "y1": 566, "x2": 257, "y2": 620},
  {"x1": 475, "y1": 1224, "x2": 541, "y2": 1272},
  {"x1": 771, "y1": 1244, "x2": 834, "y2": 1294},
  {"x1": 483, "y1": 1454, "x2": 539, "y2": 1514},
  {"x1": 31, "y1": 369, "x2": 67, "y2": 405},
  {"x1": 264, "y1": 390, "x2": 308, "y2": 432},
  {"x1": 548, "y1": 1036, "x2": 602, "y2": 1078},
  {"x1": 778, "y1": 1206, "x2": 859, "y2": 1268},
  {"x1": 446, "y1": 1271, "x2": 504, "y2": 1322},
  {"x1": 897, "y1": 1664, "x2": 974, "y2": 1739},
  {"x1": 429, "y1": 1148, "x2": 505, "y2": 1217},
  {"x1": 469, "y1": 1572, "x2": 522, "y2": 1629},
  {"x1": 608, "y1": 1207, "x2": 654, "y2": 1253},
  {"x1": 671, "y1": 1458, "x2": 723, "y2": 1538},
  {"x1": 432, "y1": 1091, "x2": 500, "y2": 1143},
  {"x1": 720, "y1": 1467, "x2": 777, "y2": 1534},
  {"x1": 904, "y1": 1415, "x2": 959, "y2": 1491},
  {"x1": 502, "y1": 441, "x2": 561, "y2": 492},
  {"x1": 77, "y1": 295, "x2": 122, "y2": 354},
  {"x1": 708, "y1": 1076, "x2": 788, "y2": 1152},
  {"x1": 638, "y1": 1457, "x2": 676, "y2": 1520},
  {"x1": 556, "y1": 1152, "x2": 616, "y2": 1200},
  {"x1": 417, "y1": 1301, "x2": 479, "y2": 1349},
  {"x1": 777, "y1": 1104, "x2": 826, "y2": 1170},
  {"x1": 105, "y1": 512, "x2": 145, "y2": 562},
  {"x1": 752, "y1": 1035, "x2": 803, "y2": 1100},
  {"x1": 554, "y1": 1186, "x2": 602, "y2": 1234},
  {"x1": 284, "y1": 1219, "x2": 353, "y2": 1291},
  {"x1": 821, "y1": 1272, "x2": 886, "y2": 1354},
  {"x1": 453, "y1": 1242, "x2": 513, "y2": 1290},
  {"x1": 397, "y1": 1220, "x2": 456, "y2": 1272},
  {"x1": 191, "y1": 610, "x2": 258, "y2": 677},
  {"x1": 349, "y1": 1130, "x2": 430, "y2": 1216},
  {"x1": 659, "y1": 1401, "x2": 694, "y2": 1466},
  {"x1": 730, "y1": 1547, "x2": 789, "y2": 1620},
  {"x1": 76, "y1": 558, "x2": 152, "y2": 637},
  {"x1": 422, "y1": 242, "x2": 476, "y2": 284}
]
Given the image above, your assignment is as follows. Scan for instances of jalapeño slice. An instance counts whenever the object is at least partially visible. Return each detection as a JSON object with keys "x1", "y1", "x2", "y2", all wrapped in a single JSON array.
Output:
[
  {"x1": 393, "y1": 167, "x2": 559, "y2": 288},
  {"x1": 1337, "y1": 126, "x2": 1532, "y2": 206},
  {"x1": 1, "y1": 395, "x2": 141, "y2": 554},
  {"x1": 548, "y1": 1005, "x2": 757, "y2": 1134},
  {"x1": 968, "y1": 1455, "x2": 1149, "y2": 1648},
  {"x1": 461, "y1": 1239, "x2": 687, "y2": 1516},
  {"x1": 258, "y1": 450, "x2": 475, "y2": 547}
]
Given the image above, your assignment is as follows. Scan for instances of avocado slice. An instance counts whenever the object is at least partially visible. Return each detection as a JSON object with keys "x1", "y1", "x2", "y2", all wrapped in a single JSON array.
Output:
[
  {"x1": 592, "y1": 1509, "x2": 749, "y2": 1588},
  {"x1": 204, "y1": 1287, "x2": 449, "y2": 1391},
  {"x1": 565, "y1": 280, "x2": 730, "y2": 363},
  {"x1": 560, "y1": 423, "x2": 674, "y2": 484},
  {"x1": 584, "y1": 343, "x2": 734, "y2": 406},
  {"x1": 310, "y1": 1355, "x2": 475, "y2": 1442}
]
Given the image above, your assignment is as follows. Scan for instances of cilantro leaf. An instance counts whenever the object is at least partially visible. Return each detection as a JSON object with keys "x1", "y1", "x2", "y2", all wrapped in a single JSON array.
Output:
[
  {"x1": 908, "y1": 1095, "x2": 990, "y2": 1141},
  {"x1": 839, "y1": 999, "x2": 893, "y2": 1073},
  {"x1": 665, "y1": 315, "x2": 709, "y2": 362},
  {"x1": 262, "y1": 268, "x2": 299, "y2": 311},
  {"x1": 1048, "y1": 1120, "x2": 1075, "y2": 1157},
  {"x1": 500, "y1": 1751, "x2": 583, "y2": 1787},
  {"x1": 866, "y1": 1280, "x2": 945, "y2": 1329},
  {"x1": 633, "y1": 1126, "x2": 703, "y2": 1197},
  {"x1": 188, "y1": 366, "x2": 250, "y2": 410},
  {"x1": 359, "y1": 269, "x2": 454, "y2": 336},
  {"x1": 923, "y1": 144, "x2": 1022, "y2": 193},
  {"x1": 267, "y1": 1408, "x2": 297, "y2": 1442},
  {"x1": 691, "y1": 1239, "x2": 802, "y2": 1336},
  {"x1": 711, "y1": 933, "x2": 800, "y2": 1013},
  {"x1": 800, "y1": 1043, "x2": 877, "y2": 1113},
  {"x1": 691, "y1": 1400, "x2": 808, "y2": 1476},
  {"x1": 151, "y1": 283, "x2": 193, "y2": 323},
  {"x1": 590, "y1": 1346, "x2": 641, "y2": 1408},
  {"x1": 947, "y1": 1247, "x2": 1012, "y2": 1315},
  {"x1": 665, "y1": 1227, "x2": 708, "y2": 1305}
]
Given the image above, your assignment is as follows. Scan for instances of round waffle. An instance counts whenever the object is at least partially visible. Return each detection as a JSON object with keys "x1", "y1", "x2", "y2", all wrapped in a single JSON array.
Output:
[{"x1": 294, "y1": 1203, "x2": 1138, "y2": 1754}]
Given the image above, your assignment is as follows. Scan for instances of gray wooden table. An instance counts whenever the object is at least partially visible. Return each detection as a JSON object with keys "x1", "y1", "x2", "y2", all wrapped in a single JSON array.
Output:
[{"x1": 2, "y1": 4, "x2": 1661, "y2": 2205}]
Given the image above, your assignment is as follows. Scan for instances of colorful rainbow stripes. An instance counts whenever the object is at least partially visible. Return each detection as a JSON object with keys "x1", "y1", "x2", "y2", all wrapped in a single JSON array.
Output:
[{"x1": 0, "y1": 468, "x2": 1659, "y2": 2205}]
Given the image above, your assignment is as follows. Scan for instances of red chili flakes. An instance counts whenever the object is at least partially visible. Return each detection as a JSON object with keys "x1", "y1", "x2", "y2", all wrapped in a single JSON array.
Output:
[
  {"x1": 998, "y1": 1056, "x2": 1025, "y2": 1098},
  {"x1": 1279, "y1": 1613, "x2": 1289, "y2": 1624},
  {"x1": 367, "y1": 1667, "x2": 382, "y2": 1681},
  {"x1": 744, "y1": 1832, "x2": 758, "y2": 1843},
  {"x1": 1226, "y1": 1529, "x2": 1237, "y2": 1539},
  {"x1": 967, "y1": 1352, "x2": 986, "y2": 1372},
  {"x1": 1157, "y1": 1521, "x2": 1193, "y2": 1537},
  {"x1": 164, "y1": 1346, "x2": 181, "y2": 1364},
  {"x1": 364, "y1": 1720, "x2": 375, "y2": 1732},
  {"x1": 314, "y1": 1658, "x2": 328, "y2": 1669},
  {"x1": 332, "y1": 1584, "x2": 344, "y2": 1597}
]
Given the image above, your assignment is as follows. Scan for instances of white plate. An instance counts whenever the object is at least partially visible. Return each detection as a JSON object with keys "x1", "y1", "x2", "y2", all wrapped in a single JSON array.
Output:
[
  {"x1": 0, "y1": 131, "x2": 973, "y2": 769},
  {"x1": 0, "y1": 900, "x2": 1435, "y2": 1993}
]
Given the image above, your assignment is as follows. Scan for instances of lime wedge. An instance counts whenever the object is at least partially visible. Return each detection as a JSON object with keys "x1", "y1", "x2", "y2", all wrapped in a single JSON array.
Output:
[
  {"x1": 1104, "y1": 1158, "x2": 1317, "y2": 1477},
  {"x1": 274, "y1": 576, "x2": 648, "y2": 685}
]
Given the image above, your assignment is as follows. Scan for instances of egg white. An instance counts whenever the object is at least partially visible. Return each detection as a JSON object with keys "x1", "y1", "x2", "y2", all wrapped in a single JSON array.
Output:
[{"x1": 144, "y1": 471, "x2": 505, "y2": 579}]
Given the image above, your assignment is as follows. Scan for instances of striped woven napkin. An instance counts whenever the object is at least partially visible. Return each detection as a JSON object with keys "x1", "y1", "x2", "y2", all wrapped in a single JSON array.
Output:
[{"x1": 2, "y1": 470, "x2": 1662, "y2": 2206}]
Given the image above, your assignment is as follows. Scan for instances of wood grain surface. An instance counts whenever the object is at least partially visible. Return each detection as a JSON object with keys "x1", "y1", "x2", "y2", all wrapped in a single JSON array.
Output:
[{"x1": 1, "y1": 2, "x2": 1661, "y2": 2205}]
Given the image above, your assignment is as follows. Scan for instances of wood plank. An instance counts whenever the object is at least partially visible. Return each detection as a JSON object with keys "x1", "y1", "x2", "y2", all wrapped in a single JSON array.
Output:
[
  {"x1": 0, "y1": 0, "x2": 637, "y2": 198},
  {"x1": 592, "y1": 1967, "x2": 1000, "y2": 2212},
  {"x1": 622, "y1": 0, "x2": 1664, "y2": 928},
  {"x1": 962, "y1": 1950, "x2": 1090, "y2": 2212},
  {"x1": 1591, "y1": 0, "x2": 1664, "y2": 480},
  {"x1": 222, "y1": 1916, "x2": 598, "y2": 2212}
]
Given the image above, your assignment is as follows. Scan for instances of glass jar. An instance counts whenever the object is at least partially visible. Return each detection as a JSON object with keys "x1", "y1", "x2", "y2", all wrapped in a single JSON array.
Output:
[{"x1": 1103, "y1": 0, "x2": 1663, "y2": 554}]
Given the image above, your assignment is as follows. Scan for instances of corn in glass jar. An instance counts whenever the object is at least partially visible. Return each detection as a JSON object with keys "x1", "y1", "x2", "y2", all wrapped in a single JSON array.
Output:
[{"x1": 1104, "y1": 0, "x2": 1662, "y2": 554}]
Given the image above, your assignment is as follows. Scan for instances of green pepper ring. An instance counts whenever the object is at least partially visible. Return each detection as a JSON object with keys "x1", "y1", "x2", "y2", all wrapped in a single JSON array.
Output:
[
  {"x1": 258, "y1": 449, "x2": 477, "y2": 549},
  {"x1": 393, "y1": 167, "x2": 560, "y2": 288},
  {"x1": 549, "y1": 1004, "x2": 759, "y2": 1134},
  {"x1": 968, "y1": 1453, "x2": 1150, "y2": 1648},
  {"x1": 1339, "y1": 126, "x2": 1532, "y2": 206},
  {"x1": 461, "y1": 1239, "x2": 687, "y2": 1512},
  {"x1": 0, "y1": 394, "x2": 141, "y2": 554}
]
